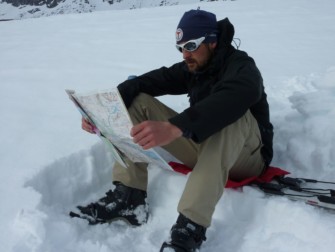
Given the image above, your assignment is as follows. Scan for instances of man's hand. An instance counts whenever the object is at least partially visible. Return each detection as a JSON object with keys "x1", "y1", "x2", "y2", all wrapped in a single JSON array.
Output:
[
  {"x1": 81, "y1": 117, "x2": 96, "y2": 134},
  {"x1": 130, "y1": 121, "x2": 183, "y2": 150}
]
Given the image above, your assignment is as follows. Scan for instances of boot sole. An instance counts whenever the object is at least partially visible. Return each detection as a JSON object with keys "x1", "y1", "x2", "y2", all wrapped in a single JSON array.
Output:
[{"x1": 69, "y1": 211, "x2": 145, "y2": 226}]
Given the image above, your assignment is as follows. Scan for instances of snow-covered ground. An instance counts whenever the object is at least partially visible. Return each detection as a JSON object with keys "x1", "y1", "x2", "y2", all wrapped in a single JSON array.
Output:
[
  {"x1": 1, "y1": 0, "x2": 335, "y2": 251},
  {"x1": 0, "y1": 0, "x2": 199, "y2": 20}
]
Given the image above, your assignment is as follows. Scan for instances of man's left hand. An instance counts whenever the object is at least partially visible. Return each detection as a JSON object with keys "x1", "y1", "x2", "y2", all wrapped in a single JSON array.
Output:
[{"x1": 130, "y1": 121, "x2": 182, "y2": 150}]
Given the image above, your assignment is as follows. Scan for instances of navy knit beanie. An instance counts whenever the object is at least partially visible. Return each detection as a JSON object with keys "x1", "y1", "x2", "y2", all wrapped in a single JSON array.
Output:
[{"x1": 176, "y1": 9, "x2": 218, "y2": 44}]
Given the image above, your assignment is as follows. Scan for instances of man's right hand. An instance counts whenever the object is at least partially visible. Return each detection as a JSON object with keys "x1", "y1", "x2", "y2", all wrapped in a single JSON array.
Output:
[{"x1": 81, "y1": 117, "x2": 96, "y2": 134}]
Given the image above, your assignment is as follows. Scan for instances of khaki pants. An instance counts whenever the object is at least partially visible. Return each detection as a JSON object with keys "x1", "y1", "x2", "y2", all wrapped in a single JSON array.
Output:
[{"x1": 112, "y1": 93, "x2": 264, "y2": 227}]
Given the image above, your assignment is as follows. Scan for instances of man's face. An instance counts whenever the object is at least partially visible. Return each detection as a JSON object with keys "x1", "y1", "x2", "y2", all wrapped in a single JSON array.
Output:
[{"x1": 182, "y1": 43, "x2": 216, "y2": 73}]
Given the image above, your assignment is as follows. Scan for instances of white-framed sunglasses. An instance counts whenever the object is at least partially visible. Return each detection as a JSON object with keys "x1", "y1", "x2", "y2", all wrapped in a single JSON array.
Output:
[{"x1": 176, "y1": 36, "x2": 206, "y2": 53}]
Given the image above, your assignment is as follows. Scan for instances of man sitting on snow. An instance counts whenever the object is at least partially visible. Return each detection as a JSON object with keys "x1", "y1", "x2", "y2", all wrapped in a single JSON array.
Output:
[{"x1": 74, "y1": 9, "x2": 273, "y2": 252}]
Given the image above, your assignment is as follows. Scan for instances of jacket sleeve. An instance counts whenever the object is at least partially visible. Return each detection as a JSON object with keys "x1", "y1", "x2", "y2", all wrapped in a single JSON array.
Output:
[
  {"x1": 117, "y1": 62, "x2": 189, "y2": 108},
  {"x1": 169, "y1": 59, "x2": 263, "y2": 143}
]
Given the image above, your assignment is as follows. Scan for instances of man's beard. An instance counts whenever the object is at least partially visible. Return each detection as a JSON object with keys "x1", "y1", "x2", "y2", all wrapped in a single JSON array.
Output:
[{"x1": 185, "y1": 59, "x2": 200, "y2": 72}]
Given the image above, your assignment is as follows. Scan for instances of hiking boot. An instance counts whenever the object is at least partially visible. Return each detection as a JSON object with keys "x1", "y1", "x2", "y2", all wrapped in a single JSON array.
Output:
[
  {"x1": 160, "y1": 214, "x2": 207, "y2": 252},
  {"x1": 69, "y1": 182, "x2": 149, "y2": 226}
]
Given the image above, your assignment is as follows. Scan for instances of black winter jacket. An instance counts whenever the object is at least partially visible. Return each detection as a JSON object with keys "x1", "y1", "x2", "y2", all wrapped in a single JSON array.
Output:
[{"x1": 118, "y1": 18, "x2": 274, "y2": 166}]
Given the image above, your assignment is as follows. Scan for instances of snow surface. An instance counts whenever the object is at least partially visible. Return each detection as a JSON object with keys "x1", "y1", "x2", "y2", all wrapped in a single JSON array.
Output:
[{"x1": 1, "y1": 1, "x2": 335, "y2": 251}]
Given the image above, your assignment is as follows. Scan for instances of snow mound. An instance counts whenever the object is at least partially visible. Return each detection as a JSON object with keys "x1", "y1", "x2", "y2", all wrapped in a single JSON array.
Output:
[{"x1": 274, "y1": 67, "x2": 335, "y2": 179}]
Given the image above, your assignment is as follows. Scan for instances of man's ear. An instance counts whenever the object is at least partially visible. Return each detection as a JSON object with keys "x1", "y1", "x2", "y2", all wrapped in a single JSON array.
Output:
[{"x1": 209, "y1": 42, "x2": 217, "y2": 50}]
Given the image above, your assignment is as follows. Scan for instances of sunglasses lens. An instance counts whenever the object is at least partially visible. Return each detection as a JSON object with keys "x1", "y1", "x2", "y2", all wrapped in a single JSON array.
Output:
[
  {"x1": 183, "y1": 42, "x2": 197, "y2": 51},
  {"x1": 176, "y1": 42, "x2": 198, "y2": 53}
]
